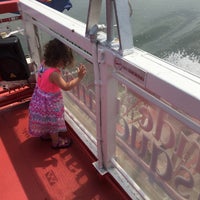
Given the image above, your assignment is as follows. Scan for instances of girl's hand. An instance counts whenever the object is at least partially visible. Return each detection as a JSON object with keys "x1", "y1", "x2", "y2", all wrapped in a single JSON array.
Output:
[{"x1": 77, "y1": 64, "x2": 86, "y2": 79}]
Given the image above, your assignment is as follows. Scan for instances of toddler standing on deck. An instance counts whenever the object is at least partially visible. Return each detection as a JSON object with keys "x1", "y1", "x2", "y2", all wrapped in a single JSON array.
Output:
[{"x1": 28, "y1": 38, "x2": 86, "y2": 149}]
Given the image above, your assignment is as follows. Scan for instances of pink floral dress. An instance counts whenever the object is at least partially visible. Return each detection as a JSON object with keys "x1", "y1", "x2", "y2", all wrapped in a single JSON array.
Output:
[{"x1": 28, "y1": 65, "x2": 66, "y2": 137}]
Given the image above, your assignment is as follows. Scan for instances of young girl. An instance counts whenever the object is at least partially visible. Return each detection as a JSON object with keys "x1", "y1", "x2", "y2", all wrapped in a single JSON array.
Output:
[{"x1": 28, "y1": 38, "x2": 86, "y2": 149}]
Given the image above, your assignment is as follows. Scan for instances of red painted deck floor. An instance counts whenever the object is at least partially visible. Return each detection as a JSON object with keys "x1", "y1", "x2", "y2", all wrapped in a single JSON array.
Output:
[{"x1": 0, "y1": 101, "x2": 131, "y2": 200}]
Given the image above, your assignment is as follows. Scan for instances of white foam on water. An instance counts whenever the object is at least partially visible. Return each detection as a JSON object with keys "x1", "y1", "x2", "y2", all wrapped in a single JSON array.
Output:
[{"x1": 164, "y1": 51, "x2": 200, "y2": 77}]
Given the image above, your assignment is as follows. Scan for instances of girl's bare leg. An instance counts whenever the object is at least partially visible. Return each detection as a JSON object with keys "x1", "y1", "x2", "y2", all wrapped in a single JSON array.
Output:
[
  {"x1": 50, "y1": 133, "x2": 59, "y2": 147},
  {"x1": 58, "y1": 132, "x2": 67, "y2": 139},
  {"x1": 50, "y1": 133, "x2": 72, "y2": 149}
]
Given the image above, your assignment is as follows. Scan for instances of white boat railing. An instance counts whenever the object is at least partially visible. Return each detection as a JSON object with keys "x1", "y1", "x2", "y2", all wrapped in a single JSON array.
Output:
[{"x1": 18, "y1": 0, "x2": 200, "y2": 199}]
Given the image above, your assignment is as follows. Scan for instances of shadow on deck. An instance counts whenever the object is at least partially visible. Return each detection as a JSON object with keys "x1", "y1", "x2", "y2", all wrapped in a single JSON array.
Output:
[{"x1": 0, "y1": 99, "x2": 130, "y2": 200}]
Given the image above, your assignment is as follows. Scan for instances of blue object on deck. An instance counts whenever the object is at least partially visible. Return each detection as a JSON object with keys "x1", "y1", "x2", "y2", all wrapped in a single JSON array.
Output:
[
  {"x1": 37, "y1": 0, "x2": 72, "y2": 12},
  {"x1": 64, "y1": 0, "x2": 72, "y2": 10}
]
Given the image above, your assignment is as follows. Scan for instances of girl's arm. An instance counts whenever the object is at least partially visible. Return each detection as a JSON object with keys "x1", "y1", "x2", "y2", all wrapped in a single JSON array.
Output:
[{"x1": 49, "y1": 65, "x2": 86, "y2": 91}]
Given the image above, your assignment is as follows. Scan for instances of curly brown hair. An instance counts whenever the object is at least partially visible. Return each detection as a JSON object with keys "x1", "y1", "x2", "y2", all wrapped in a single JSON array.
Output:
[{"x1": 43, "y1": 39, "x2": 74, "y2": 68}]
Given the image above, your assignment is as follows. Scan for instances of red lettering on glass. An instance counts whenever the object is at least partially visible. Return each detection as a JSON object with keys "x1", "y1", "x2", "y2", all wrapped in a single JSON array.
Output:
[
  {"x1": 138, "y1": 106, "x2": 153, "y2": 132},
  {"x1": 150, "y1": 143, "x2": 173, "y2": 181},
  {"x1": 160, "y1": 120, "x2": 175, "y2": 149},
  {"x1": 174, "y1": 166, "x2": 194, "y2": 199},
  {"x1": 174, "y1": 131, "x2": 189, "y2": 158}
]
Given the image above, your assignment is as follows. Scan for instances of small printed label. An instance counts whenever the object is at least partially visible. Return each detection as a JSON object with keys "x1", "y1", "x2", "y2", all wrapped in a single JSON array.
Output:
[{"x1": 114, "y1": 57, "x2": 146, "y2": 87}]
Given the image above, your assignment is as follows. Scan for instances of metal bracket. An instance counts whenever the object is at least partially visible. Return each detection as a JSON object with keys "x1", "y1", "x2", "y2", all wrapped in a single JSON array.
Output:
[
  {"x1": 92, "y1": 161, "x2": 107, "y2": 176},
  {"x1": 86, "y1": 0, "x2": 134, "y2": 55}
]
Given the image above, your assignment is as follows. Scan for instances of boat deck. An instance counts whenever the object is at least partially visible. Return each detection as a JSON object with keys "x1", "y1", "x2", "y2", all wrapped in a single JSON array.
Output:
[{"x1": 0, "y1": 90, "x2": 130, "y2": 200}]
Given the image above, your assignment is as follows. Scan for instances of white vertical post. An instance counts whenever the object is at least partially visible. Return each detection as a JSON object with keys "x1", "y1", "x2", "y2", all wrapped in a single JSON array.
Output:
[
  {"x1": 91, "y1": 43, "x2": 105, "y2": 171},
  {"x1": 99, "y1": 50, "x2": 118, "y2": 169}
]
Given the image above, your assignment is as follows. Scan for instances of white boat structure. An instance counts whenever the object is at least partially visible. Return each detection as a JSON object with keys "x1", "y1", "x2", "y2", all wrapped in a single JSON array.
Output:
[{"x1": 0, "y1": 0, "x2": 200, "y2": 199}]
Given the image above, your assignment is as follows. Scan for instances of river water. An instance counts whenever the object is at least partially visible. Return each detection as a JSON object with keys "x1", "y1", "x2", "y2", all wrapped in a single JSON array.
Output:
[
  {"x1": 65, "y1": 0, "x2": 200, "y2": 77},
  {"x1": 1, "y1": 0, "x2": 200, "y2": 76}
]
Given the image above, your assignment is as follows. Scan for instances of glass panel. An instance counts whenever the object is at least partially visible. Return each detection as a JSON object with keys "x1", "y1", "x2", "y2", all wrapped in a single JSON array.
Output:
[
  {"x1": 115, "y1": 82, "x2": 200, "y2": 200},
  {"x1": 31, "y1": 28, "x2": 97, "y2": 138},
  {"x1": 62, "y1": 53, "x2": 97, "y2": 138},
  {"x1": 36, "y1": 29, "x2": 53, "y2": 60}
]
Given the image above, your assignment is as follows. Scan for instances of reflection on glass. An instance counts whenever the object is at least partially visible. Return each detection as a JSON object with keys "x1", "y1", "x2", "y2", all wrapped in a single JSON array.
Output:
[
  {"x1": 62, "y1": 52, "x2": 97, "y2": 138},
  {"x1": 115, "y1": 82, "x2": 200, "y2": 200}
]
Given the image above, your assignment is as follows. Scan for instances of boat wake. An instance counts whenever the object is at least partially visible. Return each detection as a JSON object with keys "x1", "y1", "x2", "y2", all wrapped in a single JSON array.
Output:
[{"x1": 164, "y1": 50, "x2": 200, "y2": 77}]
